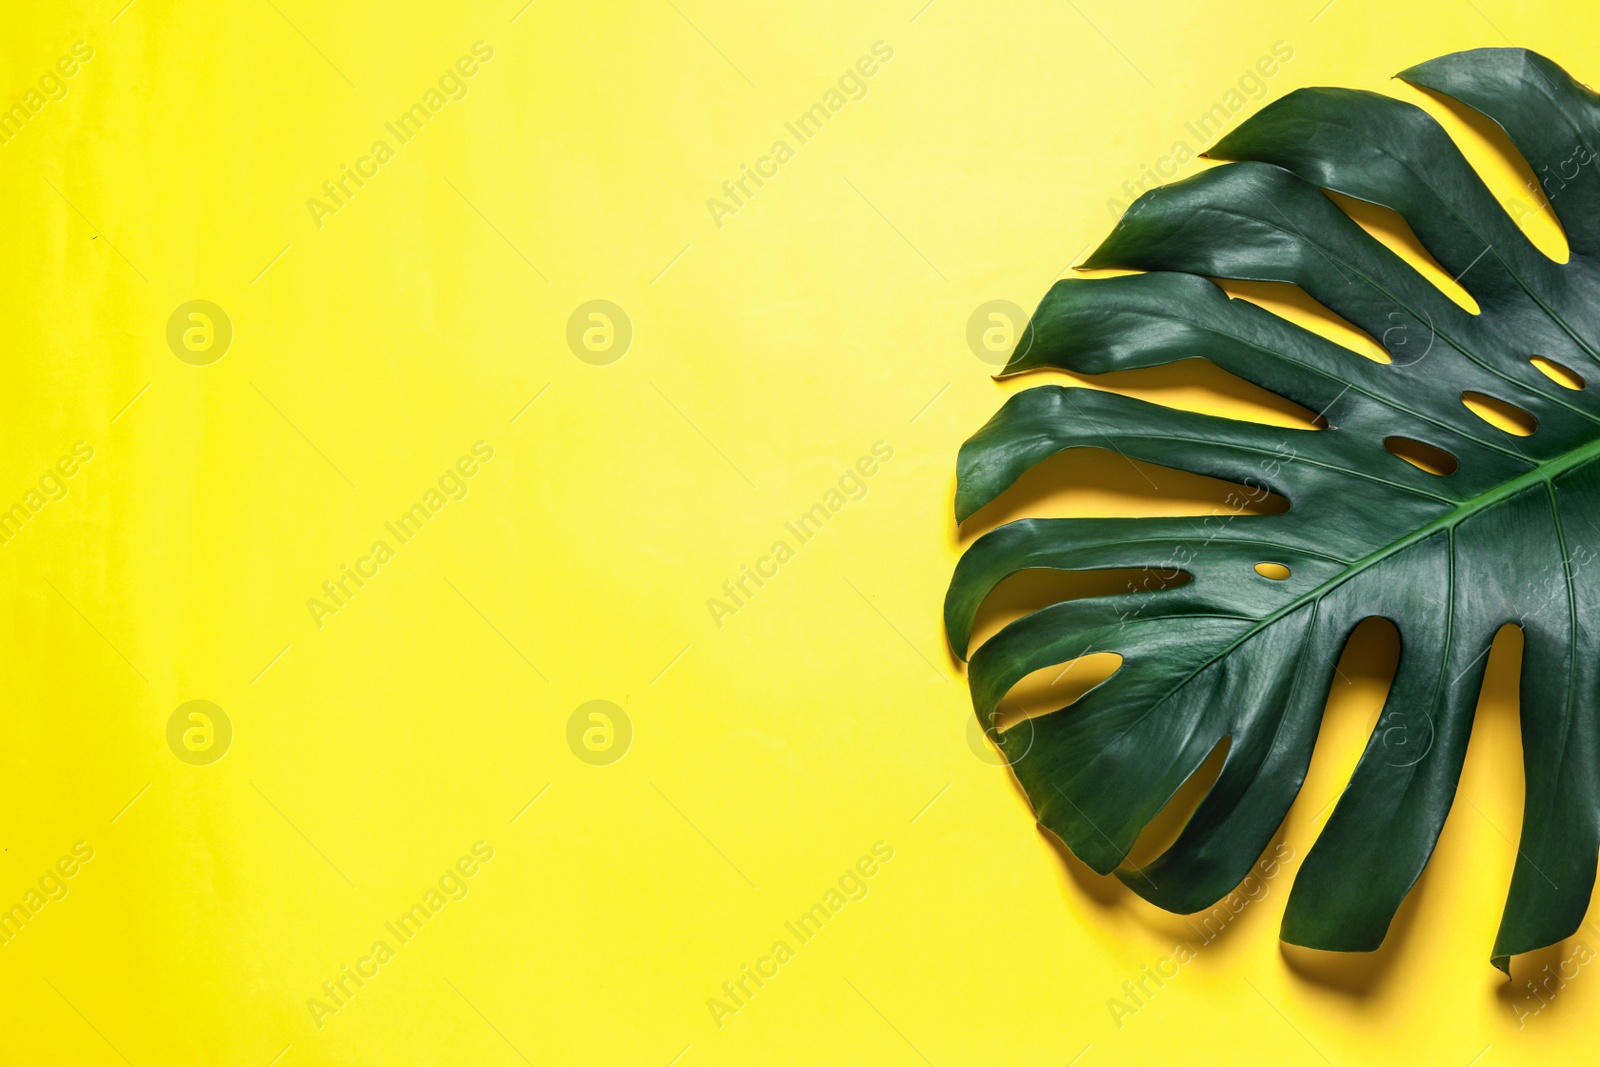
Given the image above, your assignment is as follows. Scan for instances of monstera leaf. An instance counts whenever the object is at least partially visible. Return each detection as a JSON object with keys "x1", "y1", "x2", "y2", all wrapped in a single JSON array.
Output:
[{"x1": 946, "y1": 48, "x2": 1600, "y2": 971}]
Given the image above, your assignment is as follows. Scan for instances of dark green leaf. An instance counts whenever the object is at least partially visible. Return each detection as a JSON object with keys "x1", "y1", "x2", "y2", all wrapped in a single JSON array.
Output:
[{"x1": 948, "y1": 47, "x2": 1600, "y2": 972}]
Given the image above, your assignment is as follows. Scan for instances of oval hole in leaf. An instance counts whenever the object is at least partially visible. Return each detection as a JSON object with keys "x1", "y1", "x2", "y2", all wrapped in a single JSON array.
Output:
[
  {"x1": 1531, "y1": 355, "x2": 1584, "y2": 390},
  {"x1": 1255, "y1": 562, "x2": 1291, "y2": 580},
  {"x1": 993, "y1": 652, "x2": 1125, "y2": 730},
  {"x1": 970, "y1": 567, "x2": 1189, "y2": 652},
  {"x1": 1461, "y1": 391, "x2": 1538, "y2": 436},
  {"x1": 1383, "y1": 436, "x2": 1459, "y2": 476}
]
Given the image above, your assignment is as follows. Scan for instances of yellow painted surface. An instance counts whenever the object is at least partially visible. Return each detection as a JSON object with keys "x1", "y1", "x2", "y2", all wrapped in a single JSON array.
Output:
[{"x1": 0, "y1": 0, "x2": 1595, "y2": 1063}]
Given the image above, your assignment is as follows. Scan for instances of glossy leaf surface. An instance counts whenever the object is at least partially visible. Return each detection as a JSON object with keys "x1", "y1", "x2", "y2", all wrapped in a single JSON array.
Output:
[{"x1": 946, "y1": 48, "x2": 1600, "y2": 971}]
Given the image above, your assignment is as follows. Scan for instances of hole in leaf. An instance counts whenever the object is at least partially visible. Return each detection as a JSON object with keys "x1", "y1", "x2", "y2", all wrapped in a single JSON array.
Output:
[
  {"x1": 970, "y1": 568, "x2": 1189, "y2": 652},
  {"x1": 1299, "y1": 617, "x2": 1401, "y2": 829},
  {"x1": 1531, "y1": 355, "x2": 1584, "y2": 390},
  {"x1": 1212, "y1": 278, "x2": 1392, "y2": 364},
  {"x1": 1462, "y1": 391, "x2": 1538, "y2": 436},
  {"x1": 1255, "y1": 562, "x2": 1291, "y2": 580},
  {"x1": 1122, "y1": 735, "x2": 1232, "y2": 869},
  {"x1": 993, "y1": 652, "x2": 1125, "y2": 729},
  {"x1": 1325, "y1": 192, "x2": 1480, "y2": 314},
  {"x1": 1008, "y1": 356, "x2": 1326, "y2": 429},
  {"x1": 957, "y1": 447, "x2": 1289, "y2": 544},
  {"x1": 1384, "y1": 436, "x2": 1459, "y2": 476},
  {"x1": 1405, "y1": 86, "x2": 1570, "y2": 265}
]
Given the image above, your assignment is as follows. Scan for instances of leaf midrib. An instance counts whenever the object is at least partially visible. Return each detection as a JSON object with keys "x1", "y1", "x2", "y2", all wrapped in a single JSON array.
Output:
[{"x1": 1084, "y1": 430, "x2": 1600, "y2": 754}]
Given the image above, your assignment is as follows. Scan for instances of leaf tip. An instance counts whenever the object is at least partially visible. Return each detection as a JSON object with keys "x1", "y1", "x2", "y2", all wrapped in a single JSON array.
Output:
[{"x1": 1078, "y1": 248, "x2": 1116, "y2": 272}]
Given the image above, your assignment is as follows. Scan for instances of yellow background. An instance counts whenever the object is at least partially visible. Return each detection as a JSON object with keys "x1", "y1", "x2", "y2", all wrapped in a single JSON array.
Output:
[{"x1": 1, "y1": 0, "x2": 1595, "y2": 1063}]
